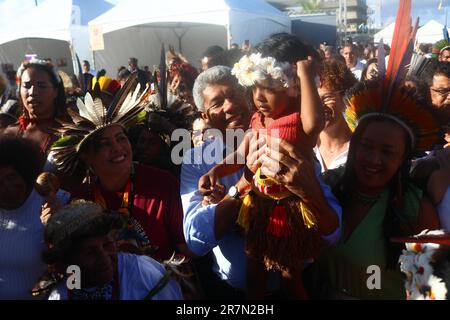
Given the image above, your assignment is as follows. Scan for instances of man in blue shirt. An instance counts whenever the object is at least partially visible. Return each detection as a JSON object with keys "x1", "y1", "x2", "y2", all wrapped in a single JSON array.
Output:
[{"x1": 180, "y1": 66, "x2": 342, "y2": 299}]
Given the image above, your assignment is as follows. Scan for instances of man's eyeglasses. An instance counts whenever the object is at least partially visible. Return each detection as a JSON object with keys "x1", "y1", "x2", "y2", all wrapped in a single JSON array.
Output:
[{"x1": 431, "y1": 88, "x2": 450, "y2": 98}]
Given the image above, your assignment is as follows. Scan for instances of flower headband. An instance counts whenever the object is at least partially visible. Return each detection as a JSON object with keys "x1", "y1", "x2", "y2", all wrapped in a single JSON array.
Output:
[
  {"x1": 397, "y1": 230, "x2": 448, "y2": 300},
  {"x1": 231, "y1": 53, "x2": 295, "y2": 90},
  {"x1": 17, "y1": 57, "x2": 62, "y2": 84}
]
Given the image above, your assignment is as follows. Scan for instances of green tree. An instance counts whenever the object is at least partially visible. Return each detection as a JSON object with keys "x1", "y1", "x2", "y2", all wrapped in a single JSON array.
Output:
[{"x1": 298, "y1": 0, "x2": 322, "y2": 13}]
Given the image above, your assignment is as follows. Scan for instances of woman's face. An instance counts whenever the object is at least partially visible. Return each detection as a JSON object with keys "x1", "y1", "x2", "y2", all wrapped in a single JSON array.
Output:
[
  {"x1": 0, "y1": 165, "x2": 28, "y2": 209},
  {"x1": 252, "y1": 85, "x2": 294, "y2": 119},
  {"x1": 318, "y1": 86, "x2": 345, "y2": 128},
  {"x1": 67, "y1": 233, "x2": 117, "y2": 288},
  {"x1": 354, "y1": 120, "x2": 407, "y2": 192},
  {"x1": 82, "y1": 125, "x2": 132, "y2": 179},
  {"x1": 20, "y1": 67, "x2": 57, "y2": 121},
  {"x1": 134, "y1": 129, "x2": 163, "y2": 165}
]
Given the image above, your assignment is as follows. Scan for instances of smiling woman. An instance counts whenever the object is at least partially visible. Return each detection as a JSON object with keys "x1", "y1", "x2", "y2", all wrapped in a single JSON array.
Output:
[{"x1": 49, "y1": 75, "x2": 195, "y2": 267}]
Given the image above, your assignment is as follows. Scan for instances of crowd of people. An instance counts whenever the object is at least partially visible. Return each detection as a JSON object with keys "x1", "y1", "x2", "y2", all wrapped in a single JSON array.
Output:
[{"x1": 1, "y1": 6, "x2": 449, "y2": 300}]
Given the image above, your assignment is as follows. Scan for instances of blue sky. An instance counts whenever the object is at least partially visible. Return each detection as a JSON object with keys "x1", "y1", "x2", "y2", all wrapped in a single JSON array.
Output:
[
  {"x1": 0, "y1": 0, "x2": 449, "y2": 28},
  {"x1": 367, "y1": 0, "x2": 450, "y2": 27}
]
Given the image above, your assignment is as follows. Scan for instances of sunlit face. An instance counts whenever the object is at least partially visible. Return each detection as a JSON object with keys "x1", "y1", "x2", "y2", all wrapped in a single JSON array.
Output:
[
  {"x1": 201, "y1": 82, "x2": 250, "y2": 133},
  {"x1": 134, "y1": 129, "x2": 163, "y2": 165},
  {"x1": 82, "y1": 125, "x2": 132, "y2": 179},
  {"x1": 20, "y1": 67, "x2": 57, "y2": 121},
  {"x1": 66, "y1": 234, "x2": 117, "y2": 288},
  {"x1": 252, "y1": 85, "x2": 295, "y2": 120},
  {"x1": 318, "y1": 86, "x2": 345, "y2": 128},
  {"x1": 343, "y1": 46, "x2": 356, "y2": 68},
  {"x1": 0, "y1": 165, "x2": 28, "y2": 209},
  {"x1": 430, "y1": 74, "x2": 450, "y2": 122},
  {"x1": 439, "y1": 49, "x2": 450, "y2": 62},
  {"x1": 354, "y1": 120, "x2": 408, "y2": 192}
]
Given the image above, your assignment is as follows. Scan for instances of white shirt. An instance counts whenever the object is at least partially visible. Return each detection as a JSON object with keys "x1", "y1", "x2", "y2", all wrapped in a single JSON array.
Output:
[
  {"x1": 48, "y1": 252, "x2": 183, "y2": 300},
  {"x1": 0, "y1": 189, "x2": 70, "y2": 299},
  {"x1": 313, "y1": 144, "x2": 349, "y2": 173},
  {"x1": 350, "y1": 60, "x2": 366, "y2": 81}
]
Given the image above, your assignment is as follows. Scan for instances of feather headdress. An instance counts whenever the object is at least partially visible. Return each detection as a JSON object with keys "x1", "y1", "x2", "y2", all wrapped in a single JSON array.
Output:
[
  {"x1": 432, "y1": 39, "x2": 450, "y2": 59},
  {"x1": 392, "y1": 230, "x2": 450, "y2": 300},
  {"x1": 50, "y1": 74, "x2": 152, "y2": 173},
  {"x1": 344, "y1": 0, "x2": 439, "y2": 153}
]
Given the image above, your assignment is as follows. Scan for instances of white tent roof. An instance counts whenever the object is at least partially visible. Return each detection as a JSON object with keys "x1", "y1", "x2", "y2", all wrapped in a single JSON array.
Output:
[
  {"x1": 373, "y1": 22, "x2": 395, "y2": 46},
  {"x1": 416, "y1": 20, "x2": 449, "y2": 44},
  {"x1": 0, "y1": 0, "x2": 72, "y2": 45},
  {"x1": 0, "y1": 0, "x2": 111, "y2": 75},
  {"x1": 88, "y1": 0, "x2": 291, "y2": 73},
  {"x1": 90, "y1": 0, "x2": 290, "y2": 34}
]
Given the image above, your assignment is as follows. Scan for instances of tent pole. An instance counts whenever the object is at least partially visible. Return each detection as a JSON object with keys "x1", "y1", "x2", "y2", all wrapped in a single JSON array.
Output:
[{"x1": 226, "y1": 24, "x2": 231, "y2": 49}]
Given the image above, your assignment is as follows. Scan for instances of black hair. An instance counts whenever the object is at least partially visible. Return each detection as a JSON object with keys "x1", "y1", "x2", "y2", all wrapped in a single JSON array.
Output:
[
  {"x1": 96, "y1": 69, "x2": 107, "y2": 79},
  {"x1": 404, "y1": 74, "x2": 433, "y2": 106},
  {"x1": 0, "y1": 135, "x2": 44, "y2": 190},
  {"x1": 360, "y1": 58, "x2": 378, "y2": 81},
  {"x1": 79, "y1": 125, "x2": 128, "y2": 156},
  {"x1": 202, "y1": 45, "x2": 224, "y2": 58},
  {"x1": 117, "y1": 68, "x2": 131, "y2": 82},
  {"x1": 334, "y1": 115, "x2": 416, "y2": 268},
  {"x1": 207, "y1": 48, "x2": 245, "y2": 69},
  {"x1": 433, "y1": 61, "x2": 450, "y2": 79},
  {"x1": 422, "y1": 59, "x2": 444, "y2": 86},
  {"x1": 18, "y1": 63, "x2": 67, "y2": 119},
  {"x1": 254, "y1": 32, "x2": 311, "y2": 63}
]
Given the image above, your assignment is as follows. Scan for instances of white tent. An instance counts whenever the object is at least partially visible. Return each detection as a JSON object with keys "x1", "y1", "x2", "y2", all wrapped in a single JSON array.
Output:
[
  {"x1": 88, "y1": 0, "x2": 291, "y2": 74},
  {"x1": 416, "y1": 20, "x2": 449, "y2": 44},
  {"x1": 373, "y1": 22, "x2": 395, "y2": 46},
  {"x1": 0, "y1": 0, "x2": 112, "y2": 75}
]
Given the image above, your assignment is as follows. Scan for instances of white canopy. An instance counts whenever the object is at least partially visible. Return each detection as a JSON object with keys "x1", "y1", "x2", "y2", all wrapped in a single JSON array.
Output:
[
  {"x1": 416, "y1": 20, "x2": 449, "y2": 44},
  {"x1": 373, "y1": 22, "x2": 395, "y2": 46},
  {"x1": 0, "y1": 0, "x2": 111, "y2": 75},
  {"x1": 88, "y1": 0, "x2": 291, "y2": 73}
]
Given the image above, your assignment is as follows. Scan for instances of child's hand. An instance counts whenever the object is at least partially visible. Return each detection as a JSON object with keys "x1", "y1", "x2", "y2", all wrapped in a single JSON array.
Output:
[{"x1": 296, "y1": 57, "x2": 317, "y2": 79}]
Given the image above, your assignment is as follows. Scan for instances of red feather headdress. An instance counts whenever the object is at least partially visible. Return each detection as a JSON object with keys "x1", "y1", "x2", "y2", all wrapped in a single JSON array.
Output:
[{"x1": 344, "y1": 0, "x2": 440, "y2": 153}]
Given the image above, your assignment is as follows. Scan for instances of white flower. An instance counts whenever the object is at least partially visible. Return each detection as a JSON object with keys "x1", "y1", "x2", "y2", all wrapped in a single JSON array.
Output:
[
  {"x1": 232, "y1": 53, "x2": 295, "y2": 90},
  {"x1": 427, "y1": 275, "x2": 448, "y2": 300},
  {"x1": 399, "y1": 230, "x2": 448, "y2": 300}
]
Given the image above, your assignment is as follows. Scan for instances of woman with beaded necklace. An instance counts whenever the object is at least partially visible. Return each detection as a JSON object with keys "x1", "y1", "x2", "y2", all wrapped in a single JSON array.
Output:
[
  {"x1": 4, "y1": 59, "x2": 66, "y2": 155},
  {"x1": 308, "y1": 0, "x2": 443, "y2": 299}
]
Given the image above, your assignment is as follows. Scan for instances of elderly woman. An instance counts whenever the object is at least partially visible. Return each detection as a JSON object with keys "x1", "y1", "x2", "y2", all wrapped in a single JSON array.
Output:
[
  {"x1": 47, "y1": 76, "x2": 193, "y2": 262},
  {"x1": 41, "y1": 200, "x2": 183, "y2": 300},
  {"x1": 315, "y1": 58, "x2": 357, "y2": 172},
  {"x1": 4, "y1": 59, "x2": 66, "y2": 155},
  {"x1": 0, "y1": 136, "x2": 69, "y2": 299}
]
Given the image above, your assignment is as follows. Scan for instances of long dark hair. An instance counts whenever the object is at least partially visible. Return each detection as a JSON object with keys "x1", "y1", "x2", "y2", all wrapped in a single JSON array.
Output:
[
  {"x1": 335, "y1": 115, "x2": 416, "y2": 267},
  {"x1": 18, "y1": 63, "x2": 67, "y2": 120}
]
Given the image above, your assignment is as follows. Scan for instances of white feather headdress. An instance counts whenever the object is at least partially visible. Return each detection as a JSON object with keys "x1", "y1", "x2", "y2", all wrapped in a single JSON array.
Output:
[{"x1": 50, "y1": 75, "x2": 152, "y2": 173}]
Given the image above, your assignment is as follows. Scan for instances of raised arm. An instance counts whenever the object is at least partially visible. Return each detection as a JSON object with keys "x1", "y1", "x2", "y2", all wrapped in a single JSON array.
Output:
[{"x1": 297, "y1": 58, "x2": 325, "y2": 146}]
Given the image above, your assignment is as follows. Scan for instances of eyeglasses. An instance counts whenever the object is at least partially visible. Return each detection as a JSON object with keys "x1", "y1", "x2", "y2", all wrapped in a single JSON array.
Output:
[{"x1": 431, "y1": 88, "x2": 450, "y2": 97}]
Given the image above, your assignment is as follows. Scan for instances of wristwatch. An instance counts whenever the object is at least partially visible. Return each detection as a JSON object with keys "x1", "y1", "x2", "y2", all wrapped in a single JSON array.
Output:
[{"x1": 228, "y1": 185, "x2": 241, "y2": 199}]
